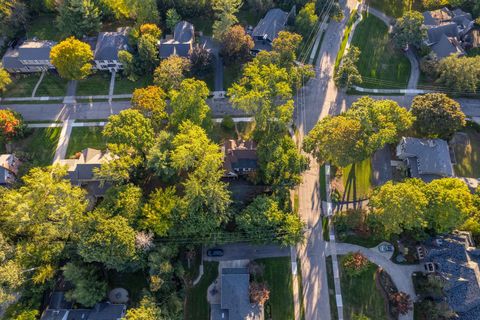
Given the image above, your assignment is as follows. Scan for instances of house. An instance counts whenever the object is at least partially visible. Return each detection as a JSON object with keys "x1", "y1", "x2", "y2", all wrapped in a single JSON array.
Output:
[
  {"x1": 0, "y1": 154, "x2": 20, "y2": 186},
  {"x1": 223, "y1": 139, "x2": 258, "y2": 178},
  {"x1": 210, "y1": 268, "x2": 263, "y2": 320},
  {"x1": 420, "y1": 232, "x2": 480, "y2": 319},
  {"x1": 93, "y1": 27, "x2": 130, "y2": 72},
  {"x1": 396, "y1": 137, "x2": 454, "y2": 182},
  {"x1": 1, "y1": 40, "x2": 56, "y2": 73},
  {"x1": 40, "y1": 291, "x2": 126, "y2": 320},
  {"x1": 422, "y1": 7, "x2": 475, "y2": 59},
  {"x1": 251, "y1": 8, "x2": 293, "y2": 52},
  {"x1": 58, "y1": 148, "x2": 112, "y2": 197},
  {"x1": 159, "y1": 21, "x2": 194, "y2": 59}
]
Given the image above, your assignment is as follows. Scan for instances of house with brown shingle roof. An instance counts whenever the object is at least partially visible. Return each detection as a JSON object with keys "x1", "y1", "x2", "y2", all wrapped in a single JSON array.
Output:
[{"x1": 223, "y1": 140, "x2": 258, "y2": 178}]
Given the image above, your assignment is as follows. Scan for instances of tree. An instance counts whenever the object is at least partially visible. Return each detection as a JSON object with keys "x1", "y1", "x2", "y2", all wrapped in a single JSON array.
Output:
[
  {"x1": 271, "y1": 31, "x2": 303, "y2": 67},
  {"x1": 0, "y1": 109, "x2": 24, "y2": 145},
  {"x1": 369, "y1": 179, "x2": 428, "y2": 237},
  {"x1": 100, "y1": 184, "x2": 143, "y2": 224},
  {"x1": 166, "y1": 8, "x2": 181, "y2": 31},
  {"x1": 425, "y1": 178, "x2": 474, "y2": 234},
  {"x1": 220, "y1": 25, "x2": 255, "y2": 65},
  {"x1": 212, "y1": 0, "x2": 242, "y2": 39},
  {"x1": 11, "y1": 310, "x2": 39, "y2": 320},
  {"x1": 0, "y1": 0, "x2": 28, "y2": 38},
  {"x1": 190, "y1": 44, "x2": 213, "y2": 75},
  {"x1": 295, "y1": 1, "x2": 318, "y2": 38},
  {"x1": 303, "y1": 115, "x2": 365, "y2": 167},
  {"x1": 342, "y1": 252, "x2": 370, "y2": 277},
  {"x1": 153, "y1": 56, "x2": 191, "y2": 92},
  {"x1": 138, "y1": 34, "x2": 159, "y2": 73},
  {"x1": 246, "y1": 0, "x2": 273, "y2": 14},
  {"x1": 0, "y1": 65, "x2": 11, "y2": 93},
  {"x1": 411, "y1": 93, "x2": 466, "y2": 139},
  {"x1": 118, "y1": 50, "x2": 138, "y2": 81},
  {"x1": 335, "y1": 46, "x2": 362, "y2": 89},
  {"x1": 316, "y1": 0, "x2": 343, "y2": 22},
  {"x1": 392, "y1": 11, "x2": 426, "y2": 49},
  {"x1": 0, "y1": 259, "x2": 23, "y2": 304},
  {"x1": 141, "y1": 187, "x2": 178, "y2": 236},
  {"x1": 50, "y1": 37, "x2": 93, "y2": 80},
  {"x1": 78, "y1": 213, "x2": 138, "y2": 271},
  {"x1": 169, "y1": 79, "x2": 211, "y2": 129},
  {"x1": 249, "y1": 282, "x2": 270, "y2": 305},
  {"x1": 62, "y1": 262, "x2": 107, "y2": 307},
  {"x1": 131, "y1": 86, "x2": 168, "y2": 128},
  {"x1": 140, "y1": 23, "x2": 162, "y2": 39},
  {"x1": 56, "y1": 0, "x2": 102, "y2": 38},
  {"x1": 389, "y1": 292, "x2": 413, "y2": 316},
  {"x1": 134, "y1": 0, "x2": 159, "y2": 25},
  {"x1": 237, "y1": 196, "x2": 305, "y2": 246},
  {"x1": 126, "y1": 296, "x2": 163, "y2": 319},
  {"x1": 436, "y1": 55, "x2": 480, "y2": 93}
]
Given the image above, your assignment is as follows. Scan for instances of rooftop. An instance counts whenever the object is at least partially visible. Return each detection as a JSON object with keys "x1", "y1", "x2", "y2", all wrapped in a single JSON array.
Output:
[
  {"x1": 223, "y1": 140, "x2": 258, "y2": 176},
  {"x1": 94, "y1": 27, "x2": 130, "y2": 61},
  {"x1": 159, "y1": 21, "x2": 194, "y2": 58},
  {"x1": 252, "y1": 8, "x2": 289, "y2": 42}
]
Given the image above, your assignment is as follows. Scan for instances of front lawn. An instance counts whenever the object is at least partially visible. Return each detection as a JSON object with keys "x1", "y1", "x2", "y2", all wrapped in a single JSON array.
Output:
[
  {"x1": 351, "y1": 14, "x2": 411, "y2": 89},
  {"x1": 2, "y1": 74, "x2": 40, "y2": 97},
  {"x1": 254, "y1": 257, "x2": 294, "y2": 320},
  {"x1": 107, "y1": 270, "x2": 148, "y2": 307},
  {"x1": 26, "y1": 14, "x2": 64, "y2": 41},
  {"x1": 184, "y1": 261, "x2": 218, "y2": 320},
  {"x1": 339, "y1": 256, "x2": 388, "y2": 319},
  {"x1": 453, "y1": 126, "x2": 480, "y2": 178},
  {"x1": 365, "y1": 0, "x2": 424, "y2": 18},
  {"x1": 341, "y1": 158, "x2": 373, "y2": 202},
  {"x1": 114, "y1": 75, "x2": 153, "y2": 94},
  {"x1": 76, "y1": 73, "x2": 111, "y2": 96},
  {"x1": 35, "y1": 73, "x2": 68, "y2": 97},
  {"x1": 65, "y1": 127, "x2": 107, "y2": 158}
]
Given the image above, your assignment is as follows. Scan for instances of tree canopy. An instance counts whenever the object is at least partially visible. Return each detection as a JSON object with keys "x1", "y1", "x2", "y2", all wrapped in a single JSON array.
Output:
[
  {"x1": 50, "y1": 37, "x2": 94, "y2": 80},
  {"x1": 220, "y1": 25, "x2": 254, "y2": 65},
  {"x1": 131, "y1": 86, "x2": 168, "y2": 129},
  {"x1": 56, "y1": 0, "x2": 101, "y2": 38},
  {"x1": 392, "y1": 11, "x2": 426, "y2": 49},
  {"x1": 436, "y1": 55, "x2": 480, "y2": 93},
  {"x1": 153, "y1": 56, "x2": 191, "y2": 93},
  {"x1": 0, "y1": 65, "x2": 12, "y2": 93}
]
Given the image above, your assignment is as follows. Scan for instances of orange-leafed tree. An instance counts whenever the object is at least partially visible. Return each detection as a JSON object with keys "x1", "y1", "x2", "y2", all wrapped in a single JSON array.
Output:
[
  {"x1": 249, "y1": 281, "x2": 270, "y2": 305},
  {"x1": 0, "y1": 109, "x2": 25, "y2": 144},
  {"x1": 342, "y1": 251, "x2": 370, "y2": 277}
]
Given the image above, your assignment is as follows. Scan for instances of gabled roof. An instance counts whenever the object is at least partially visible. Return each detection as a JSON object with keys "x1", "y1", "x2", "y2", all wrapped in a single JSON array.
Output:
[
  {"x1": 159, "y1": 21, "x2": 194, "y2": 59},
  {"x1": 173, "y1": 21, "x2": 194, "y2": 43},
  {"x1": 94, "y1": 27, "x2": 130, "y2": 61},
  {"x1": 431, "y1": 34, "x2": 465, "y2": 59},
  {"x1": 252, "y1": 8, "x2": 289, "y2": 42},
  {"x1": 2, "y1": 40, "x2": 56, "y2": 69},
  {"x1": 422, "y1": 8, "x2": 453, "y2": 26},
  {"x1": 427, "y1": 22, "x2": 459, "y2": 44},
  {"x1": 223, "y1": 140, "x2": 258, "y2": 174},
  {"x1": 58, "y1": 148, "x2": 111, "y2": 181}
]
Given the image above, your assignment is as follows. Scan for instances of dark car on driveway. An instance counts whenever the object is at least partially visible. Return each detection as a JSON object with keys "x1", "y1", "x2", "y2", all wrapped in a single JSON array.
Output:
[{"x1": 207, "y1": 248, "x2": 224, "y2": 257}]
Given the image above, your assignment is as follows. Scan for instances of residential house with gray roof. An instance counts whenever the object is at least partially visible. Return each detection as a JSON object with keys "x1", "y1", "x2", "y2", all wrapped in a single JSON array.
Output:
[
  {"x1": 396, "y1": 137, "x2": 454, "y2": 182},
  {"x1": 0, "y1": 154, "x2": 20, "y2": 186},
  {"x1": 251, "y1": 8, "x2": 293, "y2": 52},
  {"x1": 421, "y1": 232, "x2": 480, "y2": 320},
  {"x1": 93, "y1": 27, "x2": 130, "y2": 72},
  {"x1": 159, "y1": 21, "x2": 195, "y2": 59},
  {"x1": 1, "y1": 40, "x2": 56, "y2": 73},
  {"x1": 211, "y1": 268, "x2": 263, "y2": 320},
  {"x1": 422, "y1": 7, "x2": 475, "y2": 59},
  {"x1": 223, "y1": 139, "x2": 258, "y2": 178}
]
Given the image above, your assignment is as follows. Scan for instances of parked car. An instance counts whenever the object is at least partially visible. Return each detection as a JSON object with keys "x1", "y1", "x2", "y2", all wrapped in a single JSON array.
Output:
[
  {"x1": 207, "y1": 248, "x2": 224, "y2": 257},
  {"x1": 378, "y1": 244, "x2": 394, "y2": 253}
]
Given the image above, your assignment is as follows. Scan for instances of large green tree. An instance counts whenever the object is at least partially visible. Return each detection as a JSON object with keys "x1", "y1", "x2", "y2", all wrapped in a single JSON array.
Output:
[
  {"x1": 392, "y1": 11, "x2": 426, "y2": 49},
  {"x1": 131, "y1": 86, "x2": 168, "y2": 129},
  {"x1": 212, "y1": 0, "x2": 242, "y2": 39},
  {"x1": 334, "y1": 46, "x2": 362, "y2": 89},
  {"x1": 50, "y1": 37, "x2": 93, "y2": 80},
  {"x1": 56, "y1": 0, "x2": 102, "y2": 38},
  {"x1": 153, "y1": 56, "x2": 191, "y2": 93},
  {"x1": 62, "y1": 262, "x2": 107, "y2": 307},
  {"x1": 436, "y1": 55, "x2": 480, "y2": 93},
  {"x1": 138, "y1": 34, "x2": 159, "y2": 74},
  {"x1": 220, "y1": 25, "x2": 254, "y2": 66},
  {"x1": 411, "y1": 93, "x2": 466, "y2": 139},
  {"x1": 141, "y1": 187, "x2": 178, "y2": 237},
  {"x1": 237, "y1": 195, "x2": 305, "y2": 246},
  {"x1": 0, "y1": 65, "x2": 12, "y2": 93},
  {"x1": 0, "y1": 0, "x2": 28, "y2": 38},
  {"x1": 295, "y1": 1, "x2": 318, "y2": 38}
]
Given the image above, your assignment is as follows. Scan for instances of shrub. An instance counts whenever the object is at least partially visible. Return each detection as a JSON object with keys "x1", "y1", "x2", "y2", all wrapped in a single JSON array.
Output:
[
  {"x1": 342, "y1": 252, "x2": 370, "y2": 277},
  {"x1": 221, "y1": 115, "x2": 235, "y2": 131}
]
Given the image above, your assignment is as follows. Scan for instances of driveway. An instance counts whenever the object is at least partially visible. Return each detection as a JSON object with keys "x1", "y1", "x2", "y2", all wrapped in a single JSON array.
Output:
[
  {"x1": 372, "y1": 145, "x2": 393, "y2": 187},
  {"x1": 203, "y1": 243, "x2": 290, "y2": 261},
  {"x1": 199, "y1": 36, "x2": 224, "y2": 92},
  {"x1": 332, "y1": 242, "x2": 423, "y2": 320}
]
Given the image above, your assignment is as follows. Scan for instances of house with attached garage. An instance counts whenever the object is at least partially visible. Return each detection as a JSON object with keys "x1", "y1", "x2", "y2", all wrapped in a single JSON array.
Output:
[
  {"x1": 223, "y1": 139, "x2": 258, "y2": 178},
  {"x1": 1, "y1": 40, "x2": 56, "y2": 73},
  {"x1": 396, "y1": 137, "x2": 454, "y2": 182},
  {"x1": 250, "y1": 7, "x2": 294, "y2": 53},
  {"x1": 159, "y1": 21, "x2": 195, "y2": 59},
  {"x1": 93, "y1": 27, "x2": 130, "y2": 72},
  {"x1": 0, "y1": 154, "x2": 20, "y2": 186},
  {"x1": 422, "y1": 7, "x2": 477, "y2": 59}
]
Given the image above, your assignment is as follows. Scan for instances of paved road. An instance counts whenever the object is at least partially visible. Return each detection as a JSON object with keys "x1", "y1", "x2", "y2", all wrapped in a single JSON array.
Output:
[
  {"x1": 334, "y1": 243, "x2": 423, "y2": 320},
  {"x1": 203, "y1": 243, "x2": 289, "y2": 261}
]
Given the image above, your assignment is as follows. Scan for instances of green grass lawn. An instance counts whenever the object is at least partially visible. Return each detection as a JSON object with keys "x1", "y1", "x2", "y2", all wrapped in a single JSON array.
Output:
[
  {"x1": 326, "y1": 256, "x2": 339, "y2": 320},
  {"x1": 65, "y1": 127, "x2": 107, "y2": 158},
  {"x1": 351, "y1": 14, "x2": 411, "y2": 89},
  {"x1": 11, "y1": 128, "x2": 61, "y2": 169},
  {"x1": 453, "y1": 126, "x2": 480, "y2": 178},
  {"x1": 341, "y1": 158, "x2": 373, "y2": 202},
  {"x1": 35, "y1": 73, "x2": 68, "y2": 97},
  {"x1": 365, "y1": 0, "x2": 424, "y2": 18},
  {"x1": 107, "y1": 270, "x2": 148, "y2": 307},
  {"x1": 2, "y1": 74, "x2": 40, "y2": 97},
  {"x1": 339, "y1": 257, "x2": 388, "y2": 319},
  {"x1": 77, "y1": 73, "x2": 111, "y2": 96},
  {"x1": 114, "y1": 75, "x2": 153, "y2": 94},
  {"x1": 467, "y1": 48, "x2": 480, "y2": 57},
  {"x1": 255, "y1": 257, "x2": 294, "y2": 320},
  {"x1": 334, "y1": 10, "x2": 359, "y2": 72},
  {"x1": 223, "y1": 64, "x2": 243, "y2": 91},
  {"x1": 185, "y1": 261, "x2": 218, "y2": 320},
  {"x1": 26, "y1": 14, "x2": 64, "y2": 41}
]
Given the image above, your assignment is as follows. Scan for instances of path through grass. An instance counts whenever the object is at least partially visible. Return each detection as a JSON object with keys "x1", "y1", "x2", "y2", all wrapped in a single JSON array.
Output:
[
  {"x1": 366, "y1": 0, "x2": 424, "y2": 18},
  {"x1": 2, "y1": 74, "x2": 40, "y2": 97}
]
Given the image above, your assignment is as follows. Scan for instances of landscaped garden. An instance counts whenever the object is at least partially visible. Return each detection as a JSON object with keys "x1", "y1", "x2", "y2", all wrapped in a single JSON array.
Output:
[
  {"x1": 66, "y1": 127, "x2": 107, "y2": 158},
  {"x1": 351, "y1": 14, "x2": 411, "y2": 89},
  {"x1": 184, "y1": 261, "x2": 218, "y2": 320},
  {"x1": 254, "y1": 257, "x2": 295, "y2": 320}
]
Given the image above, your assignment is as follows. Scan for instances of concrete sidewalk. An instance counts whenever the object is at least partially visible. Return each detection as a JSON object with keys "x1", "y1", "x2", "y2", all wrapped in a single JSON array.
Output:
[{"x1": 53, "y1": 120, "x2": 74, "y2": 163}]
